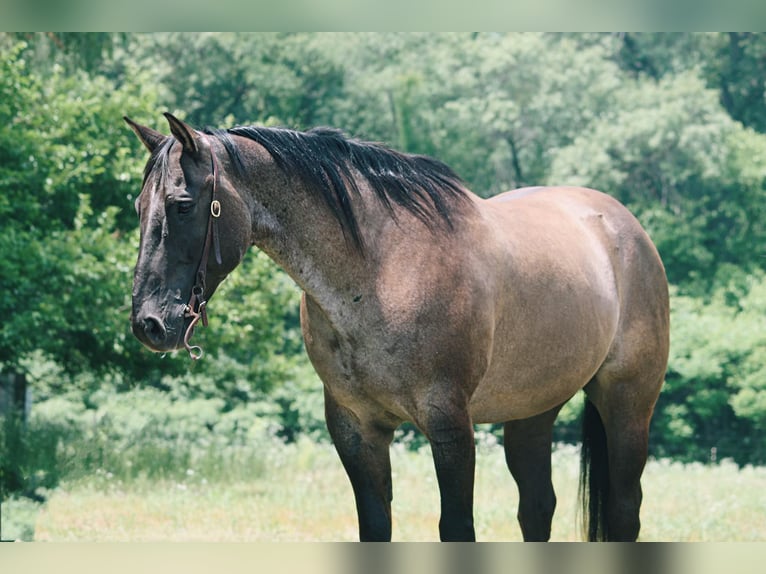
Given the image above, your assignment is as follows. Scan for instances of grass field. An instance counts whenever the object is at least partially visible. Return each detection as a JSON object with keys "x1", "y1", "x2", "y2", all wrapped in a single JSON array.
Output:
[{"x1": 14, "y1": 437, "x2": 765, "y2": 542}]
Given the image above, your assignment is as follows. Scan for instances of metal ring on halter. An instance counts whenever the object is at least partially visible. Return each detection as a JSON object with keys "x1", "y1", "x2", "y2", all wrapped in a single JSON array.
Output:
[
  {"x1": 183, "y1": 308, "x2": 205, "y2": 360},
  {"x1": 211, "y1": 200, "x2": 221, "y2": 218},
  {"x1": 186, "y1": 345, "x2": 204, "y2": 360}
]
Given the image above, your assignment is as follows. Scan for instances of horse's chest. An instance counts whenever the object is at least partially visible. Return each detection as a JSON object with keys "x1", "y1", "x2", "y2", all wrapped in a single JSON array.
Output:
[
  {"x1": 308, "y1": 332, "x2": 415, "y2": 416},
  {"x1": 301, "y1": 302, "x2": 417, "y2": 417}
]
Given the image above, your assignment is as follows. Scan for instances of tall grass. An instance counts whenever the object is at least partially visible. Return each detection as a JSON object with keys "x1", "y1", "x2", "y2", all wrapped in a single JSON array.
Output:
[
  {"x1": 23, "y1": 436, "x2": 766, "y2": 542},
  {"x1": 3, "y1": 392, "x2": 764, "y2": 542},
  {"x1": 0, "y1": 393, "x2": 278, "y2": 541}
]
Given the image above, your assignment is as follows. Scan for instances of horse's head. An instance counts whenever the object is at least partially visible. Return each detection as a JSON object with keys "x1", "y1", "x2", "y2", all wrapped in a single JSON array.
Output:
[{"x1": 125, "y1": 113, "x2": 252, "y2": 356}]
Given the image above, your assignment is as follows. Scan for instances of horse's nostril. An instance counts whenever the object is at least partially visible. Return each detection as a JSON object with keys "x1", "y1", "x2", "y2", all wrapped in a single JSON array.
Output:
[{"x1": 142, "y1": 315, "x2": 167, "y2": 344}]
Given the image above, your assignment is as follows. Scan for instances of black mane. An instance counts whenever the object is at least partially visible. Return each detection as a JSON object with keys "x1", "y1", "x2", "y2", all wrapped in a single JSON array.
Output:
[{"x1": 206, "y1": 125, "x2": 468, "y2": 250}]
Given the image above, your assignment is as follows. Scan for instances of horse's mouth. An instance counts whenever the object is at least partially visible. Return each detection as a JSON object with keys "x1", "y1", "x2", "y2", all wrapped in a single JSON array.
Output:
[{"x1": 130, "y1": 309, "x2": 188, "y2": 354}]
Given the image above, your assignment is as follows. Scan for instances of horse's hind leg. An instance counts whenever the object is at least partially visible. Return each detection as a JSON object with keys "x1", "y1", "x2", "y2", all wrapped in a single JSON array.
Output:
[
  {"x1": 324, "y1": 389, "x2": 397, "y2": 541},
  {"x1": 504, "y1": 403, "x2": 564, "y2": 541},
  {"x1": 584, "y1": 371, "x2": 664, "y2": 541},
  {"x1": 604, "y1": 409, "x2": 652, "y2": 541}
]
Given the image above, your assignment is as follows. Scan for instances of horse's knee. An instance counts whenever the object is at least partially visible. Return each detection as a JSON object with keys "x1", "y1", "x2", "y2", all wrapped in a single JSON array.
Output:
[{"x1": 420, "y1": 402, "x2": 475, "y2": 463}]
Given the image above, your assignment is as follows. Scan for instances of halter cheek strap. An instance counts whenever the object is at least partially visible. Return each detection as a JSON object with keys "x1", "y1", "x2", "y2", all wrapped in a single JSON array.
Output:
[{"x1": 183, "y1": 135, "x2": 222, "y2": 360}]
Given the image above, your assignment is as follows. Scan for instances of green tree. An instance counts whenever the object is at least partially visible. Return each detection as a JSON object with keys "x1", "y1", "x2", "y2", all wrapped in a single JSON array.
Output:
[
  {"x1": 657, "y1": 274, "x2": 766, "y2": 463},
  {"x1": 594, "y1": 33, "x2": 766, "y2": 134},
  {"x1": 123, "y1": 33, "x2": 346, "y2": 128},
  {"x1": 316, "y1": 33, "x2": 626, "y2": 197},
  {"x1": 4, "y1": 33, "x2": 126, "y2": 74},
  {"x1": 549, "y1": 71, "x2": 766, "y2": 289},
  {"x1": 0, "y1": 40, "x2": 160, "y2": 376},
  {"x1": 707, "y1": 33, "x2": 766, "y2": 134}
]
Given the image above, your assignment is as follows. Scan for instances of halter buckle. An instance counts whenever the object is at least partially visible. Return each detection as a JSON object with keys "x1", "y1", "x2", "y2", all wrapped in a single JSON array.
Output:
[{"x1": 211, "y1": 200, "x2": 221, "y2": 218}]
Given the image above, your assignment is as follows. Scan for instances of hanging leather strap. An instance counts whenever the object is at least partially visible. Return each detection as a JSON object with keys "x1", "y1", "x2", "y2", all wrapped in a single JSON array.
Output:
[{"x1": 183, "y1": 135, "x2": 222, "y2": 360}]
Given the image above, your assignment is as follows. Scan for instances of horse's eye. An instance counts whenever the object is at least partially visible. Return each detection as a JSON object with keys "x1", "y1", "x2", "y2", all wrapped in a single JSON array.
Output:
[{"x1": 177, "y1": 201, "x2": 194, "y2": 215}]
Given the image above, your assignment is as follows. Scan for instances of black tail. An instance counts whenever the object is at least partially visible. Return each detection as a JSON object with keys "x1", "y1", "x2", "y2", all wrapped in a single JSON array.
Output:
[{"x1": 578, "y1": 397, "x2": 609, "y2": 541}]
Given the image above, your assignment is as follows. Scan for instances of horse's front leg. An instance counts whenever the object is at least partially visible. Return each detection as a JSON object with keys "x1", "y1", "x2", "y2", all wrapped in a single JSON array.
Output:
[
  {"x1": 420, "y1": 393, "x2": 476, "y2": 541},
  {"x1": 324, "y1": 388, "x2": 396, "y2": 541}
]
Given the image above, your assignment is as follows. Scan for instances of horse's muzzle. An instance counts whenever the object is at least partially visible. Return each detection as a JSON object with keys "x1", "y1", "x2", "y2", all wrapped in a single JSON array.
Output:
[{"x1": 131, "y1": 308, "x2": 185, "y2": 353}]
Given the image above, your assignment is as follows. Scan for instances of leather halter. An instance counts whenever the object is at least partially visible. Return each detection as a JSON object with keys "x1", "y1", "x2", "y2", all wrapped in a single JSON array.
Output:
[{"x1": 183, "y1": 136, "x2": 222, "y2": 360}]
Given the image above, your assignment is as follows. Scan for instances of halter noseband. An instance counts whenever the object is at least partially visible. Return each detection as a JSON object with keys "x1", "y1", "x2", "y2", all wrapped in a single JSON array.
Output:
[{"x1": 183, "y1": 135, "x2": 222, "y2": 360}]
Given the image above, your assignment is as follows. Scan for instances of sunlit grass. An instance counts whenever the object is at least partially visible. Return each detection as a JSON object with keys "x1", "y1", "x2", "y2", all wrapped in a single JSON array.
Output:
[{"x1": 30, "y1": 436, "x2": 766, "y2": 542}]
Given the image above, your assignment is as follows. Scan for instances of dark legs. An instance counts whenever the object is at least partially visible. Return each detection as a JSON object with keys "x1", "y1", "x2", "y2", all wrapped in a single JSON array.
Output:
[
  {"x1": 422, "y1": 403, "x2": 477, "y2": 541},
  {"x1": 325, "y1": 389, "x2": 396, "y2": 541},
  {"x1": 503, "y1": 404, "x2": 564, "y2": 541},
  {"x1": 326, "y1": 387, "x2": 478, "y2": 542},
  {"x1": 603, "y1": 416, "x2": 650, "y2": 541},
  {"x1": 327, "y1": 382, "x2": 652, "y2": 542},
  {"x1": 583, "y1": 381, "x2": 658, "y2": 541}
]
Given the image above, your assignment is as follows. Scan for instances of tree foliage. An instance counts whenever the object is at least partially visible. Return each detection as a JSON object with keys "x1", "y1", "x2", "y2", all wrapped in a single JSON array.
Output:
[
  {"x1": 549, "y1": 70, "x2": 766, "y2": 288},
  {"x1": 656, "y1": 274, "x2": 766, "y2": 464},
  {"x1": 1, "y1": 39, "x2": 158, "y2": 376}
]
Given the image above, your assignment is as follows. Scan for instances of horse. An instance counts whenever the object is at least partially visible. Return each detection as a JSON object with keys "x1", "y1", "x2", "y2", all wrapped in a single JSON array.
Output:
[{"x1": 125, "y1": 113, "x2": 669, "y2": 541}]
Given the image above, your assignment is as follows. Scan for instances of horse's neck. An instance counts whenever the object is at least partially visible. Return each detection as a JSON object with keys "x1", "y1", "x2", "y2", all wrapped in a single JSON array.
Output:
[
  {"x1": 244, "y1": 170, "x2": 377, "y2": 320},
  {"x1": 263, "y1": 232, "x2": 369, "y2": 314}
]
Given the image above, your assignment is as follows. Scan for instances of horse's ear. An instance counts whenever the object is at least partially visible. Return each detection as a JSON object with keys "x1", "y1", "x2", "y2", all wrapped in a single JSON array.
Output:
[
  {"x1": 124, "y1": 116, "x2": 165, "y2": 153},
  {"x1": 164, "y1": 112, "x2": 199, "y2": 155}
]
